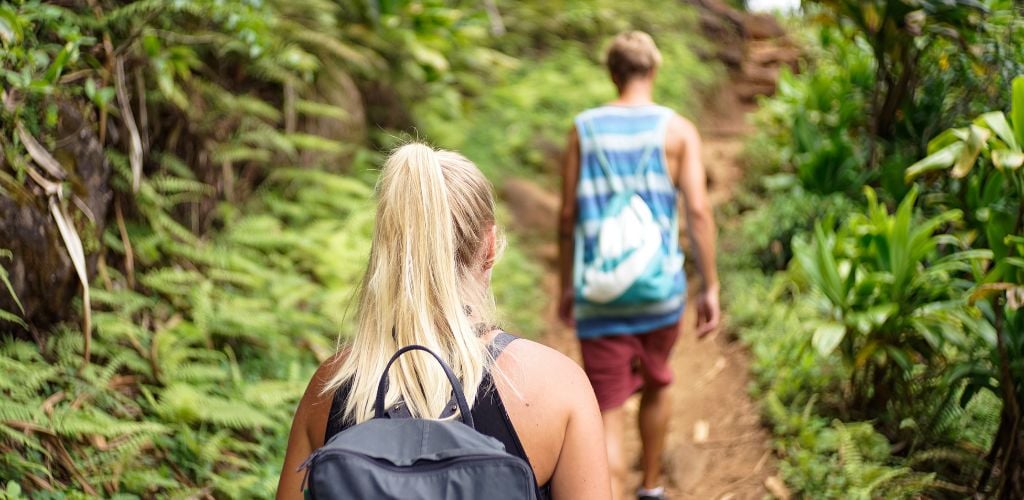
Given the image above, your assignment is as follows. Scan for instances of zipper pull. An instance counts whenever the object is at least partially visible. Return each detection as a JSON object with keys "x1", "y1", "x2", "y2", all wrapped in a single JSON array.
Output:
[{"x1": 297, "y1": 449, "x2": 320, "y2": 492}]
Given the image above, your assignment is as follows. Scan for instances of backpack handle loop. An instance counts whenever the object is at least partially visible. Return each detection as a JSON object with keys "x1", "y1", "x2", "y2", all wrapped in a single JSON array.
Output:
[{"x1": 374, "y1": 345, "x2": 475, "y2": 429}]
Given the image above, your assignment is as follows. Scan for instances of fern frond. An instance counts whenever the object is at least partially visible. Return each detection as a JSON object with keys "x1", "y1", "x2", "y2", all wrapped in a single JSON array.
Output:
[
  {"x1": 211, "y1": 144, "x2": 274, "y2": 164},
  {"x1": 295, "y1": 99, "x2": 351, "y2": 120},
  {"x1": 835, "y1": 420, "x2": 865, "y2": 471},
  {"x1": 0, "y1": 402, "x2": 42, "y2": 423},
  {"x1": 155, "y1": 384, "x2": 274, "y2": 430},
  {"x1": 283, "y1": 133, "x2": 349, "y2": 154}
]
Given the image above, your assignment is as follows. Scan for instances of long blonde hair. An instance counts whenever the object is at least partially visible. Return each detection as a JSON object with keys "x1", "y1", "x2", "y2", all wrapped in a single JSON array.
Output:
[{"x1": 325, "y1": 143, "x2": 500, "y2": 423}]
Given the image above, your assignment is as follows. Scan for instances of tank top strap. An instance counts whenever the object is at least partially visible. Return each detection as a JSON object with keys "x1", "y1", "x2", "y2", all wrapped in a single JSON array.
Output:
[
  {"x1": 486, "y1": 330, "x2": 518, "y2": 360},
  {"x1": 325, "y1": 332, "x2": 521, "y2": 443}
]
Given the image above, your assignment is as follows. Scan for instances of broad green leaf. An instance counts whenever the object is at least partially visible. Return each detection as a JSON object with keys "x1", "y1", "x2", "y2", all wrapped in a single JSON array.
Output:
[
  {"x1": 0, "y1": 7, "x2": 17, "y2": 44},
  {"x1": 813, "y1": 322, "x2": 846, "y2": 357},
  {"x1": 952, "y1": 124, "x2": 990, "y2": 178},
  {"x1": 854, "y1": 339, "x2": 880, "y2": 368},
  {"x1": 885, "y1": 346, "x2": 913, "y2": 372},
  {"x1": 969, "y1": 282, "x2": 1020, "y2": 304},
  {"x1": 1012, "y1": 76, "x2": 1024, "y2": 148},
  {"x1": 865, "y1": 303, "x2": 897, "y2": 327},
  {"x1": 409, "y1": 41, "x2": 450, "y2": 71},
  {"x1": 906, "y1": 142, "x2": 963, "y2": 181},
  {"x1": 978, "y1": 111, "x2": 1017, "y2": 150},
  {"x1": 986, "y1": 210, "x2": 1014, "y2": 260},
  {"x1": 992, "y1": 149, "x2": 1024, "y2": 170},
  {"x1": 926, "y1": 127, "x2": 967, "y2": 154},
  {"x1": 44, "y1": 42, "x2": 73, "y2": 84},
  {"x1": 861, "y1": 3, "x2": 881, "y2": 32}
]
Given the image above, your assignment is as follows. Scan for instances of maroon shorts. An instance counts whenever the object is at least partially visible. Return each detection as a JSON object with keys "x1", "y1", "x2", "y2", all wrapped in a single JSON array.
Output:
[{"x1": 580, "y1": 322, "x2": 680, "y2": 411}]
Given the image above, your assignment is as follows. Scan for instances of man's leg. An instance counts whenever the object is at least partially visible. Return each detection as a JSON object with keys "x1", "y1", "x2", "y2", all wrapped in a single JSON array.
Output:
[
  {"x1": 636, "y1": 322, "x2": 681, "y2": 494},
  {"x1": 603, "y1": 406, "x2": 628, "y2": 500},
  {"x1": 638, "y1": 383, "x2": 672, "y2": 489},
  {"x1": 580, "y1": 334, "x2": 642, "y2": 500}
]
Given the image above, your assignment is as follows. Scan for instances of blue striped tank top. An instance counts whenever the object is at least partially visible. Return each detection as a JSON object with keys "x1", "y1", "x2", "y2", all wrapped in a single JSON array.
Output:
[{"x1": 573, "y1": 105, "x2": 686, "y2": 339}]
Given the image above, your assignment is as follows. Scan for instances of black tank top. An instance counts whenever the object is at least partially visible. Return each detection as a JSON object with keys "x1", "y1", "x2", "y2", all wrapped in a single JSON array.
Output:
[{"x1": 323, "y1": 332, "x2": 553, "y2": 500}]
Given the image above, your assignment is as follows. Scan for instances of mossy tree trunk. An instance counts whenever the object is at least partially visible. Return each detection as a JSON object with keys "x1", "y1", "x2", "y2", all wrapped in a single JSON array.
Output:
[{"x1": 0, "y1": 103, "x2": 110, "y2": 337}]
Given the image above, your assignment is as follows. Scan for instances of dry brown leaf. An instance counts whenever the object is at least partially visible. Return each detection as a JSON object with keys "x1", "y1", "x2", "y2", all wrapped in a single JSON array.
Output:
[
  {"x1": 764, "y1": 475, "x2": 791, "y2": 500},
  {"x1": 49, "y1": 197, "x2": 92, "y2": 364},
  {"x1": 115, "y1": 56, "x2": 143, "y2": 192},
  {"x1": 16, "y1": 122, "x2": 67, "y2": 180}
]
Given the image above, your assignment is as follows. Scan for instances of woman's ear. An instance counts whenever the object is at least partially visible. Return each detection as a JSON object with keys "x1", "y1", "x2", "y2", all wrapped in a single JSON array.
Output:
[{"x1": 483, "y1": 224, "x2": 498, "y2": 272}]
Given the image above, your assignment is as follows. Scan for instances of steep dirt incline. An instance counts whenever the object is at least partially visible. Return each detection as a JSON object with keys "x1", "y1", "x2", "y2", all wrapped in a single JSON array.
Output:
[{"x1": 506, "y1": 8, "x2": 799, "y2": 498}]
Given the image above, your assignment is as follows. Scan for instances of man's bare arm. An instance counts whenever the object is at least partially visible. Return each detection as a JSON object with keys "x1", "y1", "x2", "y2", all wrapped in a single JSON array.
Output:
[
  {"x1": 674, "y1": 116, "x2": 720, "y2": 336},
  {"x1": 557, "y1": 126, "x2": 581, "y2": 325}
]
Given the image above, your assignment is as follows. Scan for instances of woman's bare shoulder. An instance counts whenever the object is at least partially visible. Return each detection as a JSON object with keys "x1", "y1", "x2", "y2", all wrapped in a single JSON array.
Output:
[
  {"x1": 295, "y1": 350, "x2": 349, "y2": 448},
  {"x1": 496, "y1": 336, "x2": 592, "y2": 404}
]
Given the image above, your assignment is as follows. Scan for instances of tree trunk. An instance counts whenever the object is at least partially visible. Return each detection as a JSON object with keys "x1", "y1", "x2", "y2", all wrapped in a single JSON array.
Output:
[
  {"x1": 997, "y1": 425, "x2": 1024, "y2": 499},
  {"x1": 0, "y1": 102, "x2": 110, "y2": 336}
]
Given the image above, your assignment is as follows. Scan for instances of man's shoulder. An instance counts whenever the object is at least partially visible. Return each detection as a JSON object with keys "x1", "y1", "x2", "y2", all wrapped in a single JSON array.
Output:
[
  {"x1": 573, "y1": 107, "x2": 605, "y2": 123},
  {"x1": 573, "y1": 104, "x2": 683, "y2": 128},
  {"x1": 666, "y1": 112, "x2": 698, "y2": 140}
]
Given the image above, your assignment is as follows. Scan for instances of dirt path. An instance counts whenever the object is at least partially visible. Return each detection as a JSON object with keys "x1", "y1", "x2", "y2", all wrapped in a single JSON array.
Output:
[
  {"x1": 498, "y1": 8, "x2": 799, "y2": 496},
  {"x1": 530, "y1": 33, "x2": 797, "y2": 498}
]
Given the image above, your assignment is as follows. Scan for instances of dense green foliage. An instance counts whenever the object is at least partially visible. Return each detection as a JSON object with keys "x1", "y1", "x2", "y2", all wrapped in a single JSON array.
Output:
[
  {"x1": 0, "y1": 0, "x2": 713, "y2": 497},
  {"x1": 728, "y1": 0, "x2": 1024, "y2": 496},
  {"x1": 419, "y1": 0, "x2": 717, "y2": 183}
]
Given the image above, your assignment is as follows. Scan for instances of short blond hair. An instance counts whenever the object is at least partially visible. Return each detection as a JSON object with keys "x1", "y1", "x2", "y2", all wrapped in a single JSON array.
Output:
[{"x1": 606, "y1": 31, "x2": 662, "y2": 89}]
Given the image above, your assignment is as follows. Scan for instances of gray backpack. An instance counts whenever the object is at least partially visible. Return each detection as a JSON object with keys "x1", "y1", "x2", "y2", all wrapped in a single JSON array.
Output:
[{"x1": 299, "y1": 345, "x2": 538, "y2": 500}]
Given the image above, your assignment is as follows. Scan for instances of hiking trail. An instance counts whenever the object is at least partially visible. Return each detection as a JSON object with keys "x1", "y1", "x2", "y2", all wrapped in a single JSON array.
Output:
[{"x1": 504, "y1": 7, "x2": 798, "y2": 497}]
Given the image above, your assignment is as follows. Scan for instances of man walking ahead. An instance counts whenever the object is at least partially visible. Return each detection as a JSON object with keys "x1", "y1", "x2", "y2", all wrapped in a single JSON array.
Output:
[{"x1": 558, "y1": 31, "x2": 721, "y2": 500}]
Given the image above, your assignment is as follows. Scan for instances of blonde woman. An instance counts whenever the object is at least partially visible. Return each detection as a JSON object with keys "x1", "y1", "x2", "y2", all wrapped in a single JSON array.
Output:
[{"x1": 277, "y1": 144, "x2": 611, "y2": 500}]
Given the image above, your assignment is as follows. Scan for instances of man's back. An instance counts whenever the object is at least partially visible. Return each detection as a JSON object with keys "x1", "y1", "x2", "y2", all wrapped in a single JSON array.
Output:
[
  {"x1": 570, "y1": 104, "x2": 687, "y2": 339},
  {"x1": 556, "y1": 30, "x2": 720, "y2": 500}
]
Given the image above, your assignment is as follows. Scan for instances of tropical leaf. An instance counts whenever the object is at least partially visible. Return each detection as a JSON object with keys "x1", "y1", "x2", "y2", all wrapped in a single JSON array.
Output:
[
  {"x1": 813, "y1": 322, "x2": 847, "y2": 356},
  {"x1": 906, "y1": 142, "x2": 963, "y2": 181}
]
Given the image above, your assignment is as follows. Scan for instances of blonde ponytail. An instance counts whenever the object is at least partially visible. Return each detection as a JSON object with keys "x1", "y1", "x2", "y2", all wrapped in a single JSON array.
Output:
[{"x1": 325, "y1": 143, "x2": 499, "y2": 423}]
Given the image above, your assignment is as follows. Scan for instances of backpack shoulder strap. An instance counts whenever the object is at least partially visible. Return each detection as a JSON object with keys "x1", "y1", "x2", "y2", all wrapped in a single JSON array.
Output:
[
  {"x1": 576, "y1": 115, "x2": 621, "y2": 192},
  {"x1": 632, "y1": 108, "x2": 674, "y2": 183}
]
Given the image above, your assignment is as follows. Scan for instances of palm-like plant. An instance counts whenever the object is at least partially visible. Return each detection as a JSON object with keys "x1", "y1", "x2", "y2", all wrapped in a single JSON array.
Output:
[
  {"x1": 906, "y1": 75, "x2": 1024, "y2": 499},
  {"x1": 809, "y1": 0, "x2": 990, "y2": 138},
  {"x1": 793, "y1": 187, "x2": 988, "y2": 427}
]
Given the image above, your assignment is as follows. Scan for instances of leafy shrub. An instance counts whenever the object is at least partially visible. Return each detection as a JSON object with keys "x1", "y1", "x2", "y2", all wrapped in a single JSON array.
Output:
[
  {"x1": 0, "y1": 165, "x2": 374, "y2": 496},
  {"x1": 724, "y1": 184, "x2": 855, "y2": 271},
  {"x1": 417, "y1": 0, "x2": 719, "y2": 183},
  {"x1": 1, "y1": 1, "x2": 722, "y2": 496},
  {"x1": 726, "y1": 186, "x2": 1000, "y2": 498},
  {"x1": 749, "y1": 25, "x2": 874, "y2": 194},
  {"x1": 907, "y1": 75, "x2": 1024, "y2": 497},
  {"x1": 791, "y1": 187, "x2": 989, "y2": 433}
]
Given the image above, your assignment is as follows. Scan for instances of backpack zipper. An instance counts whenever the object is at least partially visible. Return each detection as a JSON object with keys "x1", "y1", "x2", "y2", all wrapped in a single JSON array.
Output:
[
  {"x1": 302, "y1": 449, "x2": 533, "y2": 497},
  {"x1": 296, "y1": 448, "x2": 322, "y2": 492}
]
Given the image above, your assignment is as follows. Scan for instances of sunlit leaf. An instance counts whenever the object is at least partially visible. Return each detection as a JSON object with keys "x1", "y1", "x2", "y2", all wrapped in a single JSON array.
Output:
[
  {"x1": 978, "y1": 111, "x2": 1017, "y2": 150},
  {"x1": 951, "y1": 125, "x2": 989, "y2": 178},
  {"x1": 969, "y1": 282, "x2": 1022, "y2": 304},
  {"x1": 884, "y1": 346, "x2": 913, "y2": 372},
  {"x1": 926, "y1": 127, "x2": 967, "y2": 154},
  {"x1": 813, "y1": 322, "x2": 846, "y2": 357},
  {"x1": 905, "y1": 142, "x2": 963, "y2": 181},
  {"x1": 992, "y1": 149, "x2": 1023, "y2": 170},
  {"x1": 1012, "y1": 76, "x2": 1024, "y2": 148}
]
